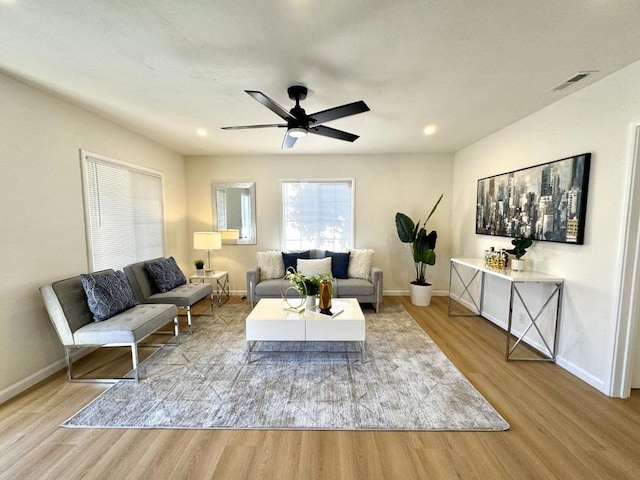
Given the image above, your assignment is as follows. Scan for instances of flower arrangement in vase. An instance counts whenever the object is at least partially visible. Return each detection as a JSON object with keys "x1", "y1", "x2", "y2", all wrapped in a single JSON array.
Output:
[{"x1": 284, "y1": 268, "x2": 331, "y2": 308}]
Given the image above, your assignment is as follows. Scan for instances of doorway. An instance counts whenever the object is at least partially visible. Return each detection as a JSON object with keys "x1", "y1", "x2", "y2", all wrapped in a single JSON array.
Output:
[{"x1": 613, "y1": 124, "x2": 640, "y2": 395}]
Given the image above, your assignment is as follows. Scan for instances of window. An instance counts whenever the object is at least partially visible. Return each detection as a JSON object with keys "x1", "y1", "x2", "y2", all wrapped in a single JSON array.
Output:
[
  {"x1": 81, "y1": 150, "x2": 165, "y2": 271},
  {"x1": 281, "y1": 179, "x2": 354, "y2": 251}
]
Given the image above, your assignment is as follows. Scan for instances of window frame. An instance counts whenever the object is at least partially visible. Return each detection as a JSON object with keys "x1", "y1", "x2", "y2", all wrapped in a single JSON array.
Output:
[
  {"x1": 279, "y1": 178, "x2": 355, "y2": 251},
  {"x1": 80, "y1": 149, "x2": 166, "y2": 271}
]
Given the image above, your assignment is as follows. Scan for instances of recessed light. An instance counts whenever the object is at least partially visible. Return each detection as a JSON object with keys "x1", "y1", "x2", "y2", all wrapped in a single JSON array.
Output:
[
  {"x1": 196, "y1": 128, "x2": 208, "y2": 137},
  {"x1": 423, "y1": 124, "x2": 437, "y2": 136}
]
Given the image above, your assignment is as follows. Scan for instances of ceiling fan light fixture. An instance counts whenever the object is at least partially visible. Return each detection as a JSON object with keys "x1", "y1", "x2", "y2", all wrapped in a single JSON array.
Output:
[{"x1": 288, "y1": 127, "x2": 307, "y2": 138}]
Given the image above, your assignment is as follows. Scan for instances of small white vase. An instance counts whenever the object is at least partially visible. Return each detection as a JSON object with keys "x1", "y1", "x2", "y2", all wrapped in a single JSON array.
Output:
[
  {"x1": 305, "y1": 295, "x2": 316, "y2": 309},
  {"x1": 410, "y1": 283, "x2": 433, "y2": 306},
  {"x1": 511, "y1": 259, "x2": 525, "y2": 271}
]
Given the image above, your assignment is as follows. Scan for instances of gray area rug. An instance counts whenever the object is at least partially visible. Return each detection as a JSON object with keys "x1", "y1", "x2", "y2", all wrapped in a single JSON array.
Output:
[{"x1": 62, "y1": 302, "x2": 509, "y2": 431}]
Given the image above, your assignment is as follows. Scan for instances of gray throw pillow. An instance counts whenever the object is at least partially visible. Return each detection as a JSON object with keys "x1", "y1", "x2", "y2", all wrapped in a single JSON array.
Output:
[
  {"x1": 80, "y1": 270, "x2": 139, "y2": 322},
  {"x1": 144, "y1": 257, "x2": 187, "y2": 293}
]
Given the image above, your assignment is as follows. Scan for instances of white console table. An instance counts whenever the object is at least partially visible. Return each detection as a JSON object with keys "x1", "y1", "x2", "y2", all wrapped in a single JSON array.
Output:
[{"x1": 448, "y1": 258, "x2": 564, "y2": 362}]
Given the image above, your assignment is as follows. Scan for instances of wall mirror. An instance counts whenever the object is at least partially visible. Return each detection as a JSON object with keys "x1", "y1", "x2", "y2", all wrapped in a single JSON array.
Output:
[{"x1": 212, "y1": 182, "x2": 256, "y2": 244}]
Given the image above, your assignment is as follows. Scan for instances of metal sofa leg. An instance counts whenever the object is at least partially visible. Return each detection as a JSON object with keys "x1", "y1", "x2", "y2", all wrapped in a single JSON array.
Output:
[
  {"x1": 65, "y1": 345, "x2": 141, "y2": 383},
  {"x1": 131, "y1": 343, "x2": 139, "y2": 382},
  {"x1": 66, "y1": 347, "x2": 74, "y2": 381},
  {"x1": 186, "y1": 306, "x2": 193, "y2": 334}
]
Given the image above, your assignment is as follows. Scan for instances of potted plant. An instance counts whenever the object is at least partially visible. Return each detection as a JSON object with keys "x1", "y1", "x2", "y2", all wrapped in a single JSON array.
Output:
[
  {"x1": 194, "y1": 259, "x2": 205, "y2": 276},
  {"x1": 395, "y1": 193, "x2": 443, "y2": 306},
  {"x1": 506, "y1": 235, "x2": 533, "y2": 271},
  {"x1": 285, "y1": 268, "x2": 331, "y2": 309}
]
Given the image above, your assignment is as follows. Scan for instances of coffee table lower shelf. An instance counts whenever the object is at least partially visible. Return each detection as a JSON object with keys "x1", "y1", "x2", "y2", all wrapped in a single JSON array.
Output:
[
  {"x1": 245, "y1": 298, "x2": 366, "y2": 363},
  {"x1": 246, "y1": 340, "x2": 365, "y2": 363}
]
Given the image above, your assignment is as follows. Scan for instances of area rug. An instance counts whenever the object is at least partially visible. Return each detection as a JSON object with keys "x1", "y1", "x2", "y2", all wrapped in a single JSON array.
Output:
[{"x1": 62, "y1": 302, "x2": 509, "y2": 431}]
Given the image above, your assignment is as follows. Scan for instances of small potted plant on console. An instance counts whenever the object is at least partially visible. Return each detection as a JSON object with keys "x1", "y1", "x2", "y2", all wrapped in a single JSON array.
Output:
[{"x1": 506, "y1": 235, "x2": 533, "y2": 271}]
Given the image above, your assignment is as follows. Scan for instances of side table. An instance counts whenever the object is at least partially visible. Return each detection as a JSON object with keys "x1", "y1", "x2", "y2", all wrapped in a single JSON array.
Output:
[{"x1": 190, "y1": 271, "x2": 230, "y2": 306}]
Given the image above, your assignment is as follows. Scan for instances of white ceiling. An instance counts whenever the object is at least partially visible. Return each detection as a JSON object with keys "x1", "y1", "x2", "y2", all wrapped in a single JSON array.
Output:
[{"x1": 2, "y1": 0, "x2": 640, "y2": 156}]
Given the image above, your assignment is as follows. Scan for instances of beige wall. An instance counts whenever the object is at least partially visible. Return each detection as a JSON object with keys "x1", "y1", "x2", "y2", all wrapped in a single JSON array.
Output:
[
  {"x1": 185, "y1": 154, "x2": 454, "y2": 296},
  {"x1": 452, "y1": 59, "x2": 640, "y2": 396},
  {"x1": 0, "y1": 72, "x2": 187, "y2": 402}
]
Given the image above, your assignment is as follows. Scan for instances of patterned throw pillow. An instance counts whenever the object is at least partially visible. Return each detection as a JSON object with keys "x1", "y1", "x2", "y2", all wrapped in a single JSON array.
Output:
[
  {"x1": 80, "y1": 270, "x2": 139, "y2": 322},
  {"x1": 144, "y1": 257, "x2": 187, "y2": 293},
  {"x1": 257, "y1": 251, "x2": 285, "y2": 281},
  {"x1": 325, "y1": 251, "x2": 350, "y2": 279},
  {"x1": 297, "y1": 257, "x2": 332, "y2": 278},
  {"x1": 348, "y1": 249, "x2": 375, "y2": 280}
]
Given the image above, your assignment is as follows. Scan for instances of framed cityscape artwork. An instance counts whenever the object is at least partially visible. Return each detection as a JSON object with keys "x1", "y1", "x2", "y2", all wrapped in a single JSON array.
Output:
[{"x1": 476, "y1": 153, "x2": 591, "y2": 244}]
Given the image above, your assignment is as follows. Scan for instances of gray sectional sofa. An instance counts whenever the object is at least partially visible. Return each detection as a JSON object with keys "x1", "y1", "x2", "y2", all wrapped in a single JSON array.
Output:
[{"x1": 246, "y1": 249, "x2": 383, "y2": 312}]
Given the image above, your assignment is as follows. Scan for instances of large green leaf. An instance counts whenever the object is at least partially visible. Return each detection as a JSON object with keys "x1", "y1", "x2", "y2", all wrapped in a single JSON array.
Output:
[{"x1": 395, "y1": 213, "x2": 416, "y2": 243}]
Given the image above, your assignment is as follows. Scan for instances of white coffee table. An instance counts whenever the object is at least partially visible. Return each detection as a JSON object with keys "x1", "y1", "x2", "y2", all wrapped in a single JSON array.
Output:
[{"x1": 245, "y1": 298, "x2": 365, "y2": 362}]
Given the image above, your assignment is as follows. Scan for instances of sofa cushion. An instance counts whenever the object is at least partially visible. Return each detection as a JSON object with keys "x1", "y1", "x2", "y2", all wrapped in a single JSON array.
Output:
[
  {"x1": 255, "y1": 278, "x2": 285, "y2": 297},
  {"x1": 257, "y1": 250, "x2": 285, "y2": 281},
  {"x1": 144, "y1": 257, "x2": 186, "y2": 293},
  {"x1": 334, "y1": 278, "x2": 375, "y2": 297},
  {"x1": 348, "y1": 249, "x2": 375, "y2": 280},
  {"x1": 147, "y1": 282, "x2": 213, "y2": 307},
  {"x1": 297, "y1": 257, "x2": 332, "y2": 278},
  {"x1": 73, "y1": 303, "x2": 177, "y2": 344},
  {"x1": 80, "y1": 270, "x2": 138, "y2": 322},
  {"x1": 325, "y1": 251, "x2": 350, "y2": 279},
  {"x1": 282, "y1": 250, "x2": 310, "y2": 272}
]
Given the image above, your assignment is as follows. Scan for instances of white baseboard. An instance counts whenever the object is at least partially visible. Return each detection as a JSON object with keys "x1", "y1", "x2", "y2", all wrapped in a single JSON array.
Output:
[
  {"x1": 0, "y1": 347, "x2": 95, "y2": 405},
  {"x1": 554, "y1": 356, "x2": 607, "y2": 394},
  {"x1": 383, "y1": 290, "x2": 448, "y2": 297},
  {"x1": 0, "y1": 359, "x2": 65, "y2": 405},
  {"x1": 448, "y1": 293, "x2": 608, "y2": 395}
]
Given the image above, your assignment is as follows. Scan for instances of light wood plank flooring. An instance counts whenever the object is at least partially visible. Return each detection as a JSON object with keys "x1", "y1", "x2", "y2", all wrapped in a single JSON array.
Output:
[{"x1": 1, "y1": 296, "x2": 639, "y2": 479}]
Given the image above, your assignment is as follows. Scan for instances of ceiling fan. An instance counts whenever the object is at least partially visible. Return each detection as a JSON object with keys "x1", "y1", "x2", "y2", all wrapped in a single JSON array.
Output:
[{"x1": 221, "y1": 86, "x2": 370, "y2": 149}]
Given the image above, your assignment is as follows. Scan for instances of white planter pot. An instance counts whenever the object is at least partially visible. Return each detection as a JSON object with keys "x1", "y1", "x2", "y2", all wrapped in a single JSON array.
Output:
[
  {"x1": 511, "y1": 259, "x2": 525, "y2": 271},
  {"x1": 305, "y1": 295, "x2": 316, "y2": 309},
  {"x1": 410, "y1": 283, "x2": 433, "y2": 306}
]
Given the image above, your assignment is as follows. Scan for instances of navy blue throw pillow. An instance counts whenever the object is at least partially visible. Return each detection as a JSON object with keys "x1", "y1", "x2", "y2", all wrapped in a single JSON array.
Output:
[
  {"x1": 325, "y1": 251, "x2": 351, "y2": 279},
  {"x1": 80, "y1": 270, "x2": 138, "y2": 322},
  {"x1": 144, "y1": 257, "x2": 187, "y2": 293},
  {"x1": 282, "y1": 250, "x2": 311, "y2": 272}
]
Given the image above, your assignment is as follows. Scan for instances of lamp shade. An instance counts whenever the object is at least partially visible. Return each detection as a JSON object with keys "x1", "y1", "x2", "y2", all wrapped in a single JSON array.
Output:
[
  {"x1": 219, "y1": 229, "x2": 240, "y2": 241},
  {"x1": 193, "y1": 231, "x2": 222, "y2": 250}
]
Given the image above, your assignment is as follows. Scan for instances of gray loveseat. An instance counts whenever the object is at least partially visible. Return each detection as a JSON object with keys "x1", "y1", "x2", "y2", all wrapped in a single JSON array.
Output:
[
  {"x1": 246, "y1": 249, "x2": 383, "y2": 312},
  {"x1": 124, "y1": 257, "x2": 213, "y2": 334},
  {"x1": 40, "y1": 269, "x2": 179, "y2": 382}
]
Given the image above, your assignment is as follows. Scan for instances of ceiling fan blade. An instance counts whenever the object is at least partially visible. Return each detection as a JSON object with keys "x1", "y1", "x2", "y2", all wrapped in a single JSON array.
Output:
[
  {"x1": 309, "y1": 125, "x2": 359, "y2": 142},
  {"x1": 221, "y1": 123, "x2": 286, "y2": 130},
  {"x1": 282, "y1": 131, "x2": 297, "y2": 149},
  {"x1": 308, "y1": 101, "x2": 370, "y2": 125},
  {"x1": 245, "y1": 90, "x2": 297, "y2": 120}
]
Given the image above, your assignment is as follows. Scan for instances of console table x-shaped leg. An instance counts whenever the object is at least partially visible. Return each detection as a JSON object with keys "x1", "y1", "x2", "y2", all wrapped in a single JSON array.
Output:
[
  {"x1": 506, "y1": 281, "x2": 563, "y2": 362},
  {"x1": 448, "y1": 259, "x2": 564, "y2": 362}
]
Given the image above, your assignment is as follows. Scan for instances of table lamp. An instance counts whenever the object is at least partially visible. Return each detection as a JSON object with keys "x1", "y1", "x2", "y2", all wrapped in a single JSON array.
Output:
[
  {"x1": 193, "y1": 231, "x2": 222, "y2": 274},
  {"x1": 219, "y1": 228, "x2": 240, "y2": 244}
]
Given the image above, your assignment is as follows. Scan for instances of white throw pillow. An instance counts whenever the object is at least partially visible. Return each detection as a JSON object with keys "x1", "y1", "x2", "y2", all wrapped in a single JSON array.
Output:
[
  {"x1": 348, "y1": 249, "x2": 374, "y2": 280},
  {"x1": 297, "y1": 257, "x2": 332, "y2": 278},
  {"x1": 257, "y1": 251, "x2": 285, "y2": 281}
]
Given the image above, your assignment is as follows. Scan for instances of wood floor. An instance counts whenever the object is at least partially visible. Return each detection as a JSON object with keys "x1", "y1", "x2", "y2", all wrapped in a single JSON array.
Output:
[{"x1": 1, "y1": 296, "x2": 640, "y2": 480}]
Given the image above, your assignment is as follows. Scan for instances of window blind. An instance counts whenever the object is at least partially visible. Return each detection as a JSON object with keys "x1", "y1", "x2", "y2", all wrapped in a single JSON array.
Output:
[
  {"x1": 281, "y1": 180, "x2": 354, "y2": 251},
  {"x1": 82, "y1": 152, "x2": 165, "y2": 271}
]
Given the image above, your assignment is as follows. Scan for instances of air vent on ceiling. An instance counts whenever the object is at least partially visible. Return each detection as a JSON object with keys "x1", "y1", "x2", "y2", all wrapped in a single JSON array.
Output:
[{"x1": 550, "y1": 71, "x2": 598, "y2": 92}]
